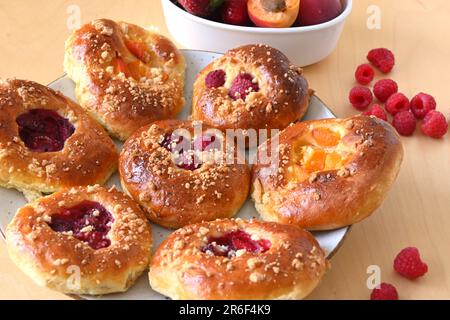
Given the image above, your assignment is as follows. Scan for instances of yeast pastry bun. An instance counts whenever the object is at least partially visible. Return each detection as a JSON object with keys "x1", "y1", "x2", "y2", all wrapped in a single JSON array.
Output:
[
  {"x1": 64, "y1": 19, "x2": 185, "y2": 140},
  {"x1": 192, "y1": 44, "x2": 310, "y2": 136},
  {"x1": 0, "y1": 79, "x2": 117, "y2": 200},
  {"x1": 119, "y1": 119, "x2": 250, "y2": 229},
  {"x1": 251, "y1": 115, "x2": 404, "y2": 230},
  {"x1": 149, "y1": 218, "x2": 328, "y2": 300},
  {"x1": 6, "y1": 185, "x2": 152, "y2": 295}
]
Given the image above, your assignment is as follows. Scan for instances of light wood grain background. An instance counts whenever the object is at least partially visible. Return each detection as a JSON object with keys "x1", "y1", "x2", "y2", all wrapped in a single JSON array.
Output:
[{"x1": 0, "y1": 0, "x2": 449, "y2": 300}]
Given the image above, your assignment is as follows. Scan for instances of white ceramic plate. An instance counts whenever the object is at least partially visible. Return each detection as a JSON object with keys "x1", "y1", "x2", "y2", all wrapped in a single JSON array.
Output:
[{"x1": 0, "y1": 49, "x2": 349, "y2": 300}]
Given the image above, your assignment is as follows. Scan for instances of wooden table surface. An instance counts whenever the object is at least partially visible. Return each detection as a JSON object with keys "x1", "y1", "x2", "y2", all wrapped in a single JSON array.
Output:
[{"x1": 0, "y1": 0, "x2": 449, "y2": 300}]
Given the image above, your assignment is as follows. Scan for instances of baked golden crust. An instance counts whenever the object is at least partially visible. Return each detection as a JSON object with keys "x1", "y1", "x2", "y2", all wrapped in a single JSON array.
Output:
[
  {"x1": 0, "y1": 79, "x2": 118, "y2": 200},
  {"x1": 5, "y1": 185, "x2": 152, "y2": 295},
  {"x1": 64, "y1": 19, "x2": 186, "y2": 140},
  {"x1": 251, "y1": 115, "x2": 404, "y2": 230},
  {"x1": 119, "y1": 119, "x2": 250, "y2": 229},
  {"x1": 149, "y1": 219, "x2": 328, "y2": 300},
  {"x1": 192, "y1": 44, "x2": 310, "y2": 133}
]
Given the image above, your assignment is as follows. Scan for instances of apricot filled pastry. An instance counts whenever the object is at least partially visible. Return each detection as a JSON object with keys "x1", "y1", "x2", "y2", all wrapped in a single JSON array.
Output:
[
  {"x1": 149, "y1": 218, "x2": 328, "y2": 300},
  {"x1": 64, "y1": 19, "x2": 186, "y2": 140},
  {"x1": 119, "y1": 120, "x2": 250, "y2": 229},
  {"x1": 6, "y1": 185, "x2": 152, "y2": 295},
  {"x1": 192, "y1": 44, "x2": 310, "y2": 136},
  {"x1": 251, "y1": 116, "x2": 404, "y2": 230},
  {"x1": 0, "y1": 79, "x2": 117, "y2": 200}
]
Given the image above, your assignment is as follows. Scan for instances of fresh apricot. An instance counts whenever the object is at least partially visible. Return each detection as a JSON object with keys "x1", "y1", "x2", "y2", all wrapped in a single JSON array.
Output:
[{"x1": 248, "y1": 0, "x2": 300, "y2": 28}]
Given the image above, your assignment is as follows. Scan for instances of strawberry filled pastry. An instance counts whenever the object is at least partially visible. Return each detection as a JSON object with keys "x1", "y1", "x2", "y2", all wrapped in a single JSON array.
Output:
[
  {"x1": 119, "y1": 120, "x2": 250, "y2": 229},
  {"x1": 6, "y1": 185, "x2": 152, "y2": 295},
  {"x1": 0, "y1": 79, "x2": 117, "y2": 200},
  {"x1": 149, "y1": 218, "x2": 328, "y2": 299}
]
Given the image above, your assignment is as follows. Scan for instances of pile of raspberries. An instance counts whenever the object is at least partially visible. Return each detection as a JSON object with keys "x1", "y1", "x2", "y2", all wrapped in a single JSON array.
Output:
[
  {"x1": 349, "y1": 48, "x2": 448, "y2": 139},
  {"x1": 370, "y1": 247, "x2": 428, "y2": 300}
]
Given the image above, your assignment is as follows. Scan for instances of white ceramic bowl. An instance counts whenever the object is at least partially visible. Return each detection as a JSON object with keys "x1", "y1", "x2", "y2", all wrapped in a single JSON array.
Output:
[{"x1": 162, "y1": 0, "x2": 352, "y2": 67}]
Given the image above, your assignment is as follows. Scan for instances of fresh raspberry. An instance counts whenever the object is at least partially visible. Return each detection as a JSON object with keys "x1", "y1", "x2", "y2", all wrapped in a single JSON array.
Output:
[
  {"x1": 385, "y1": 93, "x2": 410, "y2": 115},
  {"x1": 349, "y1": 86, "x2": 373, "y2": 111},
  {"x1": 370, "y1": 283, "x2": 399, "y2": 300},
  {"x1": 410, "y1": 93, "x2": 437, "y2": 119},
  {"x1": 363, "y1": 104, "x2": 388, "y2": 121},
  {"x1": 355, "y1": 64, "x2": 375, "y2": 85},
  {"x1": 221, "y1": 0, "x2": 249, "y2": 26},
  {"x1": 392, "y1": 111, "x2": 416, "y2": 136},
  {"x1": 373, "y1": 79, "x2": 398, "y2": 103},
  {"x1": 421, "y1": 110, "x2": 448, "y2": 139},
  {"x1": 205, "y1": 69, "x2": 226, "y2": 88},
  {"x1": 394, "y1": 247, "x2": 428, "y2": 279},
  {"x1": 367, "y1": 48, "x2": 395, "y2": 74},
  {"x1": 178, "y1": 0, "x2": 224, "y2": 17},
  {"x1": 228, "y1": 73, "x2": 259, "y2": 100}
]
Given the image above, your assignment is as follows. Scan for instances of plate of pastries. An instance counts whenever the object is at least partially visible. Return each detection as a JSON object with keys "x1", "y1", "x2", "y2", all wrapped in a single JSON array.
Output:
[{"x1": 0, "y1": 19, "x2": 403, "y2": 300}]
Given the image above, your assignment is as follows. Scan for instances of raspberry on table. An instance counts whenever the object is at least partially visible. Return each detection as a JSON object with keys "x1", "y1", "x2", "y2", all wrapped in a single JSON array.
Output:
[
  {"x1": 386, "y1": 93, "x2": 410, "y2": 115},
  {"x1": 367, "y1": 48, "x2": 395, "y2": 74},
  {"x1": 421, "y1": 110, "x2": 448, "y2": 139},
  {"x1": 363, "y1": 104, "x2": 388, "y2": 121},
  {"x1": 392, "y1": 111, "x2": 416, "y2": 136},
  {"x1": 205, "y1": 69, "x2": 226, "y2": 88},
  {"x1": 355, "y1": 64, "x2": 375, "y2": 85},
  {"x1": 370, "y1": 282, "x2": 399, "y2": 300},
  {"x1": 349, "y1": 86, "x2": 373, "y2": 111},
  {"x1": 410, "y1": 93, "x2": 437, "y2": 119},
  {"x1": 394, "y1": 247, "x2": 428, "y2": 280},
  {"x1": 373, "y1": 79, "x2": 398, "y2": 103}
]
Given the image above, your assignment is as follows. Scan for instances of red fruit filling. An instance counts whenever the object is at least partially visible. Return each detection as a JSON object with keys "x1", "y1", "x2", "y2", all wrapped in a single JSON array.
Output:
[
  {"x1": 367, "y1": 48, "x2": 395, "y2": 74},
  {"x1": 16, "y1": 109, "x2": 75, "y2": 152},
  {"x1": 160, "y1": 132, "x2": 221, "y2": 170},
  {"x1": 202, "y1": 230, "x2": 271, "y2": 257},
  {"x1": 205, "y1": 69, "x2": 226, "y2": 88},
  {"x1": 228, "y1": 73, "x2": 259, "y2": 101},
  {"x1": 48, "y1": 200, "x2": 114, "y2": 250},
  {"x1": 410, "y1": 93, "x2": 437, "y2": 119},
  {"x1": 160, "y1": 133, "x2": 187, "y2": 153},
  {"x1": 193, "y1": 133, "x2": 220, "y2": 151}
]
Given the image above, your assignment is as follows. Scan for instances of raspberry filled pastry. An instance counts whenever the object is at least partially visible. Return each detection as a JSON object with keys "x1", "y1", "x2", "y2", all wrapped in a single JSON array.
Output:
[
  {"x1": 119, "y1": 120, "x2": 250, "y2": 229},
  {"x1": 149, "y1": 219, "x2": 328, "y2": 300},
  {"x1": 192, "y1": 44, "x2": 310, "y2": 137},
  {"x1": 6, "y1": 185, "x2": 152, "y2": 295},
  {"x1": 0, "y1": 79, "x2": 117, "y2": 200},
  {"x1": 64, "y1": 19, "x2": 186, "y2": 140},
  {"x1": 252, "y1": 115, "x2": 404, "y2": 230}
]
